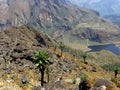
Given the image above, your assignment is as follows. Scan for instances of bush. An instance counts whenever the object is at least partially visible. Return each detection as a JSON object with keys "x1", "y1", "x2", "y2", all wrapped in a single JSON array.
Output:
[
  {"x1": 80, "y1": 74, "x2": 88, "y2": 82},
  {"x1": 72, "y1": 79, "x2": 77, "y2": 84}
]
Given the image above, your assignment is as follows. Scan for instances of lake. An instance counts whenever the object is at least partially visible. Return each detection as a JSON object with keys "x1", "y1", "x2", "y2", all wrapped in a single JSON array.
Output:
[{"x1": 88, "y1": 44, "x2": 120, "y2": 55}]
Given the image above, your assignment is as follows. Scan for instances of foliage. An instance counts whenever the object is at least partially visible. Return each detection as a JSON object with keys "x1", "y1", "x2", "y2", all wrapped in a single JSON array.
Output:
[
  {"x1": 46, "y1": 68, "x2": 51, "y2": 83},
  {"x1": 61, "y1": 45, "x2": 83, "y2": 59},
  {"x1": 114, "y1": 66, "x2": 119, "y2": 78},
  {"x1": 72, "y1": 79, "x2": 77, "y2": 84},
  {"x1": 19, "y1": 83, "x2": 24, "y2": 88},
  {"x1": 102, "y1": 64, "x2": 120, "y2": 72},
  {"x1": 46, "y1": 68, "x2": 51, "y2": 75},
  {"x1": 33, "y1": 50, "x2": 51, "y2": 86},
  {"x1": 34, "y1": 50, "x2": 50, "y2": 70},
  {"x1": 81, "y1": 52, "x2": 87, "y2": 59},
  {"x1": 80, "y1": 74, "x2": 88, "y2": 82},
  {"x1": 81, "y1": 52, "x2": 87, "y2": 63},
  {"x1": 59, "y1": 42, "x2": 65, "y2": 52},
  {"x1": 59, "y1": 42, "x2": 65, "y2": 56},
  {"x1": 109, "y1": 77, "x2": 115, "y2": 82},
  {"x1": 114, "y1": 66, "x2": 119, "y2": 72}
]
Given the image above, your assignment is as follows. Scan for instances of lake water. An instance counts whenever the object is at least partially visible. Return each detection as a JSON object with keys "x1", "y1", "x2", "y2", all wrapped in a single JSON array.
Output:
[{"x1": 88, "y1": 44, "x2": 120, "y2": 55}]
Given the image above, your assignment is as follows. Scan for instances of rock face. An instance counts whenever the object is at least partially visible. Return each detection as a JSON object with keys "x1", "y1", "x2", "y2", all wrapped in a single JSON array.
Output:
[{"x1": 0, "y1": 0, "x2": 120, "y2": 43}]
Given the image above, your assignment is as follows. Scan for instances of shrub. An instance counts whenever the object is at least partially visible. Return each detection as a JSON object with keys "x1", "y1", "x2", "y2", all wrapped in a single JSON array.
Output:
[
  {"x1": 114, "y1": 66, "x2": 119, "y2": 78},
  {"x1": 72, "y1": 79, "x2": 77, "y2": 84},
  {"x1": 80, "y1": 74, "x2": 88, "y2": 82}
]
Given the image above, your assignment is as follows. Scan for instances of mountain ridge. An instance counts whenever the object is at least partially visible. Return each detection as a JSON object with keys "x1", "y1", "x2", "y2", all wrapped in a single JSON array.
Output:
[{"x1": 0, "y1": 0, "x2": 120, "y2": 49}]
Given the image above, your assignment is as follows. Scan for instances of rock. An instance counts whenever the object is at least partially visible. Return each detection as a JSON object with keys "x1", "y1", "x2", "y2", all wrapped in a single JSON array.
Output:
[
  {"x1": 93, "y1": 79, "x2": 118, "y2": 90},
  {"x1": 0, "y1": 85, "x2": 21, "y2": 90},
  {"x1": 41, "y1": 87, "x2": 45, "y2": 90},
  {"x1": 99, "y1": 85, "x2": 107, "y2": 90},
  {"x1": 21, "y1": 75, "x2": 29, "y2": 84},
  {"x1": 94, "y1": 79, "x2": 113, "y2": 87},
  {"x1": 91, "y1": 67, "x2": 97, "y2": 72},
  {"x1": 13, "y1": 45, "x2": 28, "y2": 53}
]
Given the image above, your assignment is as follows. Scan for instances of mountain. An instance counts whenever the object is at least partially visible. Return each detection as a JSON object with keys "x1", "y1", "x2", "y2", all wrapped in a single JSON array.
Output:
[
  {"x1": 104, "y1": 14, "x2": 120, "y2": 27},
  {"x1": 69, "y1": 0, "x2": 120, "y2": 16},
  {"x1": 0, "y1": 25, "x2": 120, "y2": 90},
  {"x1": 0, "y1": 0, "x2": 120, "y2": 49},
  {"x1": 69, "y1": 0, "x2": 120, "y2": 30}
]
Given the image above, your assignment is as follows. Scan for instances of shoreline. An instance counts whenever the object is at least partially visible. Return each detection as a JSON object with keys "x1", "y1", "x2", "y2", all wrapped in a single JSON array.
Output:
[
  {"x1": 88, "y1": 42, "x2": 120, "y2": 47},
  {"x1": 64, "y1": 42, "x2": 91, "y2": 52},
  {"x1": 64, "y1": 41, "x2": 120, "y2": 52},
  {"x1": 113, "y1": 42, "x2": 120, "y2": 48}
]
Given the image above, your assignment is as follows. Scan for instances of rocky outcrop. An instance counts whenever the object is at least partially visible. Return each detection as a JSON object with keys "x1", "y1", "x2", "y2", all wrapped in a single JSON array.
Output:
[{"x1": 91, "y1": 79, "x2": 119, "y2": 90}]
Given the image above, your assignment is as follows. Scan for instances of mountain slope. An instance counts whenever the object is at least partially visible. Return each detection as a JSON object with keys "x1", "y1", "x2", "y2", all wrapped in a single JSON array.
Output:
[
  {"x1": 0, "y1": 0, "x2": 120, "y2": 49},
  {"x1": 69, "y1": 0, "x2": 120, "y2": 31},
  {"x1": 0, "y1": 25, "x2": 119, "y2": 90}
]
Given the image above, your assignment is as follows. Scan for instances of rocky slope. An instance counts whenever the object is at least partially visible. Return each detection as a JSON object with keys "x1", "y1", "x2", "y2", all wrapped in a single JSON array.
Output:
[
  {"x1": 0, "y1": 0, "x2": 120, "y2": 46},
  {"x1": 0, "y1": 26, "x2": 120, "y2": 90}
]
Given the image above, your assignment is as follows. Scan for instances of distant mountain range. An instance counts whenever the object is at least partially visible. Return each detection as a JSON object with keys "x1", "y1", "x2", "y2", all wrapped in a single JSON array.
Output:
[
  {"x1": 104, "y1": 14, "x2": 120, "y2": 27},
  {"x1": 69, "y1": 0, "x2": 120, "y2": 16},
  {"x1": 0, "y1": 0, "x2": 120, "y2": 48},
  {"x1": 69, "y1": 0, "x2": 120, "y2": 28}
]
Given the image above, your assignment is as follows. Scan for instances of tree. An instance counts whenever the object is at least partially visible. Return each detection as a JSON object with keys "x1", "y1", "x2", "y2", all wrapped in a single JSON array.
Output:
[
  {"x1": 114, "y1": 66, "x2": 119, "y2": 78},
  {"x1": 81, "y1": 52, "x2": 87, "y2": 64},
  {"x1": 46, "y1": 68, "x2": 51, "y2": 83},
  {"x1": 33, "y1": 50, "x2": 51, "y2": 86},
  {"x1": 59, "y1": 42, "x2": 65, "y2": 57}
]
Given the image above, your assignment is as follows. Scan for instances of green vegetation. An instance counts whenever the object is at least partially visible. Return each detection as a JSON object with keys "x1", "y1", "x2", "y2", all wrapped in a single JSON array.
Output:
[
  {"x1": 114, "y1": 66, "x2": 119, "y2": 78},
  {"x1": 81, "y1": 52, "x2": 87, "y2": 63},
  {"x1": 33, "y1": 50, "x2": 51, "y2": 86},
  {"x1": 19, "y1": 83, "x2": 24, "y2": 88},
  {"x1": 62, "y1": 45, "x2": 83, "y2": 58},
  {"x1": 72, "y1": 79, "x2": 77, "y2": 84},
  {"x1": 80, "y1": 74, "x2": 88, "y2": 82},
  {"x1": 109, "y1": 77, "x2": 114, "y2": 82},
  {"x1": 102, "y1": 64, "x2": 120, "y2": 72},
  {"x1": 59, "y1": 42, "x2": 65, "y2": 56},
  {"x1": 46, "y1": 68, "x2": 51, "y2": 83}
]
